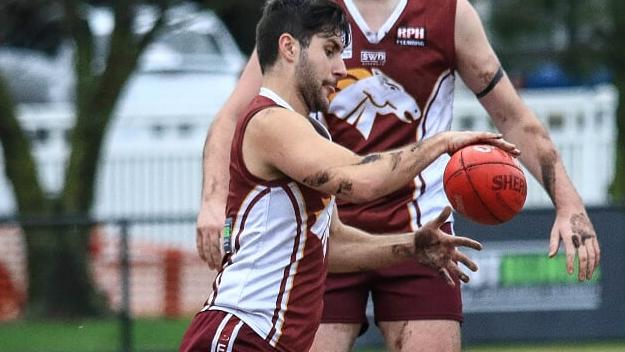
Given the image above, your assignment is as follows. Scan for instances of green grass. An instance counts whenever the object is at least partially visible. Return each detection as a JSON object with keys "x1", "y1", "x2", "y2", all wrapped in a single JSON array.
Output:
[
  {"x1": 357, "y1": 341, "x2": 625, "y2": 352},
  {"x1": 0, "y1": 318, "x2": 623, "y2": 352},
  {"x1": 0, "y1": 317, "x2": 190, "y2": 352}
]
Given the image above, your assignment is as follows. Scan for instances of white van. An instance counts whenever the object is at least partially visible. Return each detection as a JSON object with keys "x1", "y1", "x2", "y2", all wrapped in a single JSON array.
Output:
[{"x1": 0, "y1": 4, "x2": 246, "y2": 217}]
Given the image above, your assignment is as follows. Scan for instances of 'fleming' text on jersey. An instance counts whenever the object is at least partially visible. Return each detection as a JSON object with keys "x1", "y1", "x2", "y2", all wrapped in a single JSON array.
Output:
[{"x1": 396, "y1": 26, "x2": 426, "y2": 47}]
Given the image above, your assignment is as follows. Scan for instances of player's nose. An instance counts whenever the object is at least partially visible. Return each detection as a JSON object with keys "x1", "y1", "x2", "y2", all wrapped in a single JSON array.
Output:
[{"x1": 333, "y1": 57, "x2": 347, "y2": 79}]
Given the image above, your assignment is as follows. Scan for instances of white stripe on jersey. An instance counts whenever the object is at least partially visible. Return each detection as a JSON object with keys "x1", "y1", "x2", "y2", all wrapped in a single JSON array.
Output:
[
  {"x1": 226, "y1": 320, "x2": 245, "y2": 352},
  {"x1": 409, "y1": 71, "x2": 455, "y2": 232},
  {"x1": 268, "y1": 183, "x2": 309, "y2": 347},
  {"x1": 210, "y1": 181, "x2": 330, "y2": 343},
  {"x1": 211, "y1": 313, "x2": 233, "y2": 352},
  {"x1": 206, "y1": 186, "x2": 268, "y2": 306},
  {"x1": 231, "y1": 185, "x2": 269, "y2": 258}
]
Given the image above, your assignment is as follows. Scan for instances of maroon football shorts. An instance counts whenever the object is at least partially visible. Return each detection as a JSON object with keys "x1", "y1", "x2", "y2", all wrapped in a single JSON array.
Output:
[
  {"x1": 180, "y1": 310, "x2": 276, "y2": 352},
  {"x1": 321, "y1": 223, "x2": 462, "y2": 332}
]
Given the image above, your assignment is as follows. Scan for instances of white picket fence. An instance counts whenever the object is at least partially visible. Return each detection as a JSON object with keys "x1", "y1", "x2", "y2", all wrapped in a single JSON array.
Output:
[
  {"x1": 453, "y1": 84, "x2": 617, "y2": 207},
  {"x1": 0, "y1": 85, "x2": 618, "y2": 218}
]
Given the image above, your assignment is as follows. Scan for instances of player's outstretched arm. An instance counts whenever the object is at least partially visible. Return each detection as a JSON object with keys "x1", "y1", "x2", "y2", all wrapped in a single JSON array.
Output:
[
  {"x1": 246, "y1": 107, "x2": 519, "y2": 203},
  {"x1": 455, "y1": 0, "x2": 600, "y2": 280},
  {"x1": 328, "y1": 206, "x2": 482, "y2": 285},
  {"x1": 196, "y1": 51, "x2": 262, "y2": 270}
]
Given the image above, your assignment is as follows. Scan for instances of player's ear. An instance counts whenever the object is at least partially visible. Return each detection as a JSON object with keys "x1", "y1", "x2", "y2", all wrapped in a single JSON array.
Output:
[{"x1": 278, "y1": 33, "x2": 299, "y2": 64}]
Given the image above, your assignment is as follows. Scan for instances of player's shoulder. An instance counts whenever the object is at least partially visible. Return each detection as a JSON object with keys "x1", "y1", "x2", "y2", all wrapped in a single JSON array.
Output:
[{"x1": 248, "y1": 107, "x2": 314, "y2": 137}]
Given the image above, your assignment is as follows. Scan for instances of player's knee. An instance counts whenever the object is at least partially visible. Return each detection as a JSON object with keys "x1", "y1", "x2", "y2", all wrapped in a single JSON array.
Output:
[{"x1": 310, "y1": 323, "x2": 359, "y2": 352}]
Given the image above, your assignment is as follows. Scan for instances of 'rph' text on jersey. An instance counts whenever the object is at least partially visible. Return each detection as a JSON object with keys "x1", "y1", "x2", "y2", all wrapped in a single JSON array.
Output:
[{"x1": 396, "y1": 26, "x2": 426, "y2": 47}]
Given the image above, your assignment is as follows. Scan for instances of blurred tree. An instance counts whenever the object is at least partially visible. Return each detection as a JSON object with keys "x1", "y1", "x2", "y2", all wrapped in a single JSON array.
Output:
[
  {"x1": 0, "y1": 1, "x2": 65, "y2": 56},
  {"x1": 203, "y1": 0, "x2": 263, "y2": 55},
  {"x1": 0, "y1": 0, "x2": 172, "y2": 318},
  {"x1": 487, "y1": 0, "x2": 625, "y2": 203}
]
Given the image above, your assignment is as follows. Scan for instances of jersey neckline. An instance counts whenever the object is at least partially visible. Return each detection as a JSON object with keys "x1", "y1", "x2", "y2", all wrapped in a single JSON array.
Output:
[
  {"x1": 259, "y1": 87, "x2": 296, "y2": 112},
  {"x1": 343, "y1": 0, "x2": 408, "y2": 44}
]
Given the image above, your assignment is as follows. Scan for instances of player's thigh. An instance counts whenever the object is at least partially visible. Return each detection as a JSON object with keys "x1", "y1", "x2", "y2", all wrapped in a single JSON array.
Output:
[
  {"x1": 371, "y1": 260, "x2": 462, "y2": 322},
  {"x1": 378, "y1": 319, "x2": 461, "y2": 352},
  {"x1": 322, "y1": 272, "x2": 370, "y2": 325},
  {"x1": 309, "y1": 323, "x2": 361, "y2": 352}
]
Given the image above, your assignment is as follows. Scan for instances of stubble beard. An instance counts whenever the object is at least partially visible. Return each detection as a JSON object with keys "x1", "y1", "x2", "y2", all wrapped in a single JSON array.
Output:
[{"x1": 295, "y1": 50, "x2": 330, "y2": 114}]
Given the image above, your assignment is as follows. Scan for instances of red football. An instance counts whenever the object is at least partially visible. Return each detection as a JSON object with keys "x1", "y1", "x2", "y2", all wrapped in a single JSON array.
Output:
[{"x1": 443, "y1": 144, "x2": 527, "y2": 225}]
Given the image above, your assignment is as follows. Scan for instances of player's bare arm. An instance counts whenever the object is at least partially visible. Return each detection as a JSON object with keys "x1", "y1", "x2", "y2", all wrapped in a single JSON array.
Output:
[
  {"x1": 328, "y1": 205, "x2": 482, "y2": 286},
  {"x1": 196, "y1": 51, "x2": 262, "y2": 269},
  {"x1": 454, "y1": 0, "x2": 600, "y2": 280},
  {"x1": 244, "y1": 106, "x2": 519, "y2": 203}
]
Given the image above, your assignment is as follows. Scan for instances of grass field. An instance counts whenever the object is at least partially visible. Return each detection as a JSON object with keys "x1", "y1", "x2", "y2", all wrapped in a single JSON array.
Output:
[{"x1": 0, "y1": 318, "x2": 623, "y2": 352}]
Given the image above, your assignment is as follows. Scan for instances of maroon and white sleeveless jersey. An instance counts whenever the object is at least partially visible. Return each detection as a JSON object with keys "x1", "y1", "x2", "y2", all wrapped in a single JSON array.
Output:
[
  {"x1": 324, "y1": 0, "x2": 457, "y2": 233},
  {"x1": 205, "y1": 88, "x2": 335, "y2": 352}
]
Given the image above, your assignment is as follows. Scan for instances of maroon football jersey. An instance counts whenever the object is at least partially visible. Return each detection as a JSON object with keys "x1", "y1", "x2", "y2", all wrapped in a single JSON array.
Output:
[
  {"x1": 209, "y1": 89, "x2": 335, "y2": 352},
  {"x1": 325, "y1": 0, "x2": 457, "y2": 233}
]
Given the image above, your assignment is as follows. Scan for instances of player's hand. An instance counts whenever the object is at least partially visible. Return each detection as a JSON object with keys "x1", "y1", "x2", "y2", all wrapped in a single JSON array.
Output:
[
  {"x1": 196, "y1": 201, "x2": 226, "y2": 270},
  {"x1": 413, "y1": 206, "x2": 483, "y2": 286},
  {"x1": 548, "y1": 208, "x2": 600, "y2": 281},
  {"x1": 441, "y1": 131, "x2": 520, "y2": 156}
]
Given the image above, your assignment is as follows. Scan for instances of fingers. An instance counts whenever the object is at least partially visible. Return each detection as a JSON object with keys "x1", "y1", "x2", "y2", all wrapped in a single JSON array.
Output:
[
  {"x1": 584, "y1": 235, "x2": 600, "y2": 280},
  {"x1": 592, "y1": 236, "x2": 601, "y2": 268},
  {"x1": 576, "y1": 239, "x2": 589, "y2": 281},
  {"x1": 439, "y1": 268, "x2": 455, "y2": 287},
  {"x1": 548, "y1": 228, "x2": 560, "y2": 258},
  {"x1": 563, "y1": 235, "x2": 576, "y2": 275},
  {"x1": 196, "y1": 225, "x2": 224, "y2": 270},
  {"x1": 196, "y1": 228, "x2": 207, "y2": 262},
  {"x1": 484, "y1": 137, "x2": 521, "y2": 156},
  {"x1": 584, "y1": 238, "x2": 597, "y2": 280},
  {"x1": 448, "y1": 235, "x2": 482, "y2": 251},
  {"x1": 452, "y1": 250, "x2": 478, "y2": 272},
  {"x1": 433, "y1": 206, "x2": 452, "y2": 226},
  {"x1": 447, "y1": 262, "x2": 470, "y2": 283},
  {"x1": 207, "y1": 231, "x2": 224, "y2": 271}
]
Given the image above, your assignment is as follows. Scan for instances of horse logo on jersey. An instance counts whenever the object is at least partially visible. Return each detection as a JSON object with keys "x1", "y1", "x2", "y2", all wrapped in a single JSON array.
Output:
[
  {"x1": 328, "y1": 68, "x2": 421, "y2": 139},
  {"x1": 310, "y1": 196, "x2": 334, "y2": 258}
]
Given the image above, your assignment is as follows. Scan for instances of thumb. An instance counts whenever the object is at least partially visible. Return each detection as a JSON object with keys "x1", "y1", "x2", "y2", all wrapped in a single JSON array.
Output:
[
  {"x1": 548, "y1": 228, "x2": 560, "y2": 258},
  {"x1": 434, "y1": 206, "x2": 452, "y2": 226}
]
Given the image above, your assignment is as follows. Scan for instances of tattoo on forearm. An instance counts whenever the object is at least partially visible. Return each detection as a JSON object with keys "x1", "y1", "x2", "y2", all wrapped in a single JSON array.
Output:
[
  {"x1": 570, "y1": 213, "x2": 594, "y2": 245},
  {"x1": 336, "y1": 179, "x2": 353, "y2": 195},
  {"x1": 203, "y1": 177, "x2": 217, "y2": 200},
  {"x1": 409, "y1": 141, "x2": 423, "y2": 153},
  {"x1": 303, "y1": 171, "x2": 331, "y2": 187},
  {"x1": 357, "y1": 153, "x2": 382, "y2": 165},
  {"x1": 539, "y1": 150, "x2": 557, "y2": 205},
  {"x1": 523, "y1": 124, "x2": 557, "y2": 203},
  {"x1": 390, "y1": 151, "x2": 402, "y2": 171},
  {"x1": 523, "y1": 124, "x2": 550, "y2": 140}
]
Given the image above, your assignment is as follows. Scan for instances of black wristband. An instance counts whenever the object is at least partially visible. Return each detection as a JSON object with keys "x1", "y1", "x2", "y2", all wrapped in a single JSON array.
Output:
[{"x1": 475, "y1": 66, "x2": 504, "y2": 99}]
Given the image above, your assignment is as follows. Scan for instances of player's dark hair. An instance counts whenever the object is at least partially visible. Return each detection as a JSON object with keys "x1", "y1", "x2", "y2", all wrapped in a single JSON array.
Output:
[{"x1": 256, "y1": 0, "x2": 350, "y2": 73}]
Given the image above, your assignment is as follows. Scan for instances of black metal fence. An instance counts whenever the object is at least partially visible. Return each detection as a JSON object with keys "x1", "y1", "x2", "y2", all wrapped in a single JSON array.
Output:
[
  {"x1": 1, "y1": 207, "x2": 624, "y2": 351},
  {"x1": 0, "y1": 214, "x2": 205, "y2": 352}
]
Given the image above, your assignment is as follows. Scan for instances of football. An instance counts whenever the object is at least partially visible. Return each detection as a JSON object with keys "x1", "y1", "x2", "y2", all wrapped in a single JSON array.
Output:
[{"x1": 443, "y1": 144, "x2": 527, "y2": 225}]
